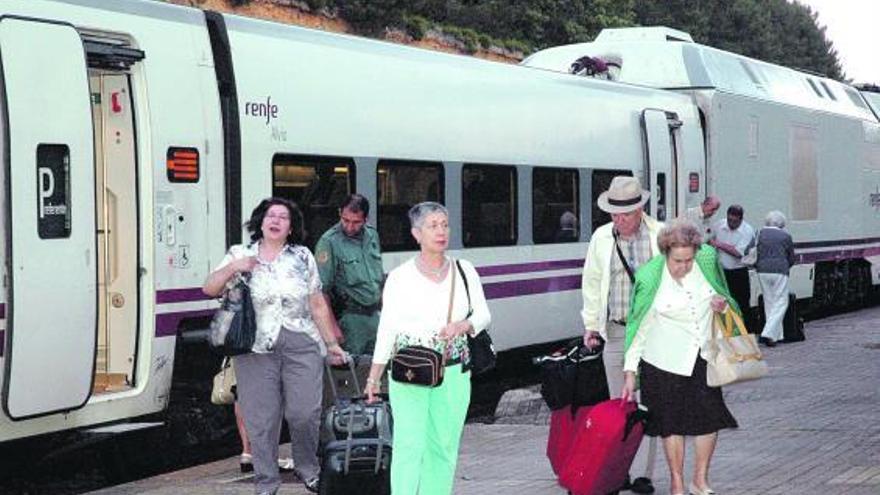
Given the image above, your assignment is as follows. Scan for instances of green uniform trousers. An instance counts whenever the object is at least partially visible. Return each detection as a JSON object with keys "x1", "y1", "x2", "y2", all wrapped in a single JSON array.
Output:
[
  {"x1": 389, "y1": 364, "x2": 471, "y2": 495},
  {"x1": 339, "y1": 311, "x2": 379, "y2": 355}
]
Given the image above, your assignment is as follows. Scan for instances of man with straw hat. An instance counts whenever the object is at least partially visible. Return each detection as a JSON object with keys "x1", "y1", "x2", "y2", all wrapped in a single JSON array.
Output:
[{"x1": 581, "y1": 175, "x2": 660, "y2": 494}]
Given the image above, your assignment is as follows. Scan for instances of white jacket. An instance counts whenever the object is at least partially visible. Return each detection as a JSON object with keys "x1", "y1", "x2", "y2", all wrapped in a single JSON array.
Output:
[{"x1": 580, "y1": 214, "x2": 662, "y2": 341}]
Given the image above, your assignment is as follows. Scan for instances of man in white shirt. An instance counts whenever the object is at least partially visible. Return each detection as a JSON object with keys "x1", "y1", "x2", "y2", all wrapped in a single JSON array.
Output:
[
  {"x1": 709, "y1": 204, "x2": 755, "y2": 322},
  {"x1": 681, "y1": 196, "x2": 720, "y2": 243}
]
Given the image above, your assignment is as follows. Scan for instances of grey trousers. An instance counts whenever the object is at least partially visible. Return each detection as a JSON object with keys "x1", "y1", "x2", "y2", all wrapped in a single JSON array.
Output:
[
  {"x1": 235, "y1": 330, "x2": 323, "y2": 494},
  {"x1": 606, "y1": 322, "x2": 658, "y2": 480}
]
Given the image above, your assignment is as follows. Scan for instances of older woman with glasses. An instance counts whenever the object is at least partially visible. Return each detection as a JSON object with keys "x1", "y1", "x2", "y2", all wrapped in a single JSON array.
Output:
[
  {"x1": 203, "y1": 198, "x2": 346, "y2": 495},
  {"x1": 364, "y1": 201, "x2": 491, "y2": 495},
  {"x1": 622, "y1": 221, "x2": 739, "y2": 495}
]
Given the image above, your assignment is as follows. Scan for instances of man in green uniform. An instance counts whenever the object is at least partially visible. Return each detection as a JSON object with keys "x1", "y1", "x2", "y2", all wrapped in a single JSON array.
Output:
[{"x1": 315, "y1": 194, "x2": 383, "y2": 356}]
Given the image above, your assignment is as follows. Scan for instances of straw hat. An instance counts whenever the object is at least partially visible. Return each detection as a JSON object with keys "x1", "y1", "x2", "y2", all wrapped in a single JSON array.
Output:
[{"x1": 597, "y1": 176, "x2": 650, "y2": 214}]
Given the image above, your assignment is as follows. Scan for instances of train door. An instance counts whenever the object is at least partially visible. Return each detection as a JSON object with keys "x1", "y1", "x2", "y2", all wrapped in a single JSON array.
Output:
[
  {"x1": 642, "y1": 109, "x2": 682, "y2": 221},
  {"x1": 0, "y1": 18, "x2": 97, "y2": 419},
  {"x1": 89, "y1": 70, "x2": 139, "y2": 394}
]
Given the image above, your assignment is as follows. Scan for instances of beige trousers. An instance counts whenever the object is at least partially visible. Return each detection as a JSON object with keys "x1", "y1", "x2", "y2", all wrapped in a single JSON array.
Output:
[{"x1": 606, "y1": 322, "x2": 657, "y2": 480}]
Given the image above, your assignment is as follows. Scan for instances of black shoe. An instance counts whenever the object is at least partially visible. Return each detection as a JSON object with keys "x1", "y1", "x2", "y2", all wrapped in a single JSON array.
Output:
[
  {"x1": 759, "y1": 337, "x2": 777, "y2": 347},
  {"x1": 630, "y1": 476, "x2": 655, "y2": 494}
]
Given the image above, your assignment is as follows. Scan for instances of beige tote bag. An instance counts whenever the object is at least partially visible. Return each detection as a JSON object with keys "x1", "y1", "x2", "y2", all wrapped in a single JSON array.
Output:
[
  {"x1": 706, "y1": 309, "x2": 768, "y2": 387},
  {"x1": 211, "y1": 357, "x2": 237, "y2": 405}
]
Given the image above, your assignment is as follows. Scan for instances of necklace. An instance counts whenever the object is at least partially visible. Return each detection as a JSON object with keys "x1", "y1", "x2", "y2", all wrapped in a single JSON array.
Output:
[{"x1": 416, "y1": 255, "x2": 449, "y2": 277}]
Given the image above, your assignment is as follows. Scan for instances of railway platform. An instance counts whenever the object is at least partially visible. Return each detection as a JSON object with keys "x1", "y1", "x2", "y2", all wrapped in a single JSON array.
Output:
[{"x1": 89, "y1": 305, "x2": 880, "y2": 495}]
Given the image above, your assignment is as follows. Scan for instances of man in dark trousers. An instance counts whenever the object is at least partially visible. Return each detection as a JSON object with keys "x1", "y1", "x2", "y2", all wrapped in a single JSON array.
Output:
[
  {"x1": 710, "y1": 204, "x2": 755, "y2": 325},
  {"x1": 315, "y1": 194, "x2": 384, "y2": 355}
]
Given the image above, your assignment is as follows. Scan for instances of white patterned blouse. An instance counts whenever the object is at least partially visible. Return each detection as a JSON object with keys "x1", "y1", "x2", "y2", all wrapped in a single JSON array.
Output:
[{"x1": 216, "y1": 242, "x2": 325, "y2": 355}]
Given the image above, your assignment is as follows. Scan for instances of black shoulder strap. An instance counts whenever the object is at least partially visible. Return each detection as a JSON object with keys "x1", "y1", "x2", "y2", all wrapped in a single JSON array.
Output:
[
  {"x1": 613, "y1": 231, "x2": 636, "y2": 283},
  {"x1": 455, "y1": 260, "x2": 473, "y2": 317}
]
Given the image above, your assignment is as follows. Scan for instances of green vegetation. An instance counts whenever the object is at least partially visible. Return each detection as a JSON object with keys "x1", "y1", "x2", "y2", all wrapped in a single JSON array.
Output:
[{"x1": 210, "y1": 0, "x2": 846, "y2": 80}]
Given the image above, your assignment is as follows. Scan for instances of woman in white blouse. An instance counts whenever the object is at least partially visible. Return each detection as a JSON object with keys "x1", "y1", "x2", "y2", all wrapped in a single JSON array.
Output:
[
  {"x1": 621, "y1": 221, "x2": 739, "y2": 495},
  {"x1": 364, "y1": 201, "x2": 491, "y2": 495},
  {"x1": 203, "y1": 198, "x2": 345, "y2": 495}
]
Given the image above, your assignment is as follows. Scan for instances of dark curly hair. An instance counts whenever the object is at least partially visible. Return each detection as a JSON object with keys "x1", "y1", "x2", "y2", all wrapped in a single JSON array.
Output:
[{"x1": 245, "y1": 197, "x2": 304, "y2": 245}]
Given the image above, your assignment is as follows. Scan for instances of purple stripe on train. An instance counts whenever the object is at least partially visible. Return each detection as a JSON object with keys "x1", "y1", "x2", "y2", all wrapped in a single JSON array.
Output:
[
  {"x1": 797, "y1": 246, "x2": 880, "y2": 264},
  {"x1": 0, "y1": 330, "x2": 4, "y2": 356},
  {"x1": 0, "y1": 302, "x2": 5, "y2": 319},
  {"x1": 155, "y1": 309, "x2": 215, "y2": 337},
  {"x1": 483, "y1": 274, "x2": 582, "y2": 300},
  {"x1": 156, "y1": 288, "x2": 211, "y2": 304},
  {"x1": 475, "y1": 258, "x2": 584, "y2": 277}
]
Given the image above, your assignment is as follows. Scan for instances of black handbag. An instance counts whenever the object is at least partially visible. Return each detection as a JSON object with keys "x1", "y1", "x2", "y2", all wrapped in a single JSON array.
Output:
[
  {"x1": 390, "y1": 259, "x2": 457, "y2": 387},
  {"x1": 208, "y1": 274, "x2": 257, "y2": 356},
  {"x1": 456, "y1": 260, "x2": 496, "y2": 375},
  {"x1": 535, "y1": 339, "x2": 608, "y2": 411},
  {"x1": 390, "y1": 346, "x2": 445, "y2": 387}
]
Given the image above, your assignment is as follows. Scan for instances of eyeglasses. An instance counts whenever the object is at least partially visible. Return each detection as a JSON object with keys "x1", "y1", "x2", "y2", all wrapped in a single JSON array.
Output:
[{"x1": 265, "y1": 214, "x2": 290, "y2": 221}]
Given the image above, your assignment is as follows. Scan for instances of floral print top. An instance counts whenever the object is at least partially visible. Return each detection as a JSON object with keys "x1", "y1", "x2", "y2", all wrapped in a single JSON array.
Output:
[{"x1": 216, "y1": 242, "x2": 325, "y2": 355}]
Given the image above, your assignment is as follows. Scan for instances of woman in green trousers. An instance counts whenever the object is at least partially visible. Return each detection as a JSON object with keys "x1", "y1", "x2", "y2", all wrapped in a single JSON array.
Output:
[{"x1": 365, "y1": 202, "x2": 491, "y2": 494}]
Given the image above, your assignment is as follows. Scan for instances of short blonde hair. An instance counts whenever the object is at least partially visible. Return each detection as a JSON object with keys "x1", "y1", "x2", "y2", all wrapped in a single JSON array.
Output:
[{"x1": 657, "y1": 221, "x2": 702, "y2": 255}]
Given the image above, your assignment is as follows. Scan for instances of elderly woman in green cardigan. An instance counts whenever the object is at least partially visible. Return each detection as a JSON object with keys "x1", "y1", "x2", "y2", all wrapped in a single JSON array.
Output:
[{"x1": 621, "y1": 221, "x2": 740, "y2": 495}]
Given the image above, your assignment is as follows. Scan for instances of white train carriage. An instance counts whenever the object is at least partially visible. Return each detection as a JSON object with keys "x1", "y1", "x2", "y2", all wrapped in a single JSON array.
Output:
[
  {"x1": 525, "y1": 26, "x2": 880, "y2": 308},
  {"x1": 0, "y1": 1, "x2": 876, "y2": 444},
  {"x1": 0, "y1": 0, "x2": 705, "y2": 442}
]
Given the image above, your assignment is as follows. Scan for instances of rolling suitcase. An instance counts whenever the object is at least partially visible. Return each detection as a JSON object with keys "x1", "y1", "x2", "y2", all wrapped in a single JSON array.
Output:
[
  {"x1": 538, "y1": 341, "x2": 609, "y2": 475},
  {"x1": 547, "y1": 405, "x2": 593, "y2": 475},
  {"x1": 558, "y1": 399, "x2": 648, "y2": 495},
  {"x1": 322, "y1": 359, "x2": 392, "y2": 444},
  {"x1": 319, "y1": 357, "x2": 392, "y2": 495},
  {"x1": 781, "y1": 293, "x2": 805, "y2": 342},
  {"x1": 319, "y1": 437, "x2": 391, "y2": 495}
]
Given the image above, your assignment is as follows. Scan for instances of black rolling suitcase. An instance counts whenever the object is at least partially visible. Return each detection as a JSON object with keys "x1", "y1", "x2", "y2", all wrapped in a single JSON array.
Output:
[
  {"x1": 319, "y1": 358, "x2": 391, "y2": 495},
  {"x1": 781, "y1": 293, "x2": 805, "y2": 342},
  {"x1": 757, "y1": 293, "x2": 805, "y2": 342},
  {"x1": 322, "y1": 359, "x2": 392, "y2": 443}
]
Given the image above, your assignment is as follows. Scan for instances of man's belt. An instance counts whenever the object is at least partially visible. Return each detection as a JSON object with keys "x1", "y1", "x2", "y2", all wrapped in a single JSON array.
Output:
[{"x1": 343, "y1": 302, "x2": 380, "y2": 316}]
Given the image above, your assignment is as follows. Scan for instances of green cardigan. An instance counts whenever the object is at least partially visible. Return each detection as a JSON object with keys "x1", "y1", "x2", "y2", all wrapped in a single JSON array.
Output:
[{"x1": 624, "y1": 245, "x2": 741, "y2": 352}]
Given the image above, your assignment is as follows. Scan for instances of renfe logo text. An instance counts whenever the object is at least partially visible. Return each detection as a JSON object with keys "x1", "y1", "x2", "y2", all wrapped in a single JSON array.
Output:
[{"x1": 244, "y1": 96, "x2": 278, "y2": 125}]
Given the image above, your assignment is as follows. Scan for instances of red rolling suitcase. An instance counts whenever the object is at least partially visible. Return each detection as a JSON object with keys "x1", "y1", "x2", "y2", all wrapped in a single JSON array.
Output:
[
  {"x1": 546, "y1": 405, "x2": 593, "y2": 475},
  {"x1": 558, "y1": 399, "x2": 648, "y2": 495}
]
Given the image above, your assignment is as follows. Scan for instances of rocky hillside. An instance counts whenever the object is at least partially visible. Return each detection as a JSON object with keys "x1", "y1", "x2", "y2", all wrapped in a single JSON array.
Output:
[{"x1": 166, "y1": 0, "x2": 523, "y2": 63}]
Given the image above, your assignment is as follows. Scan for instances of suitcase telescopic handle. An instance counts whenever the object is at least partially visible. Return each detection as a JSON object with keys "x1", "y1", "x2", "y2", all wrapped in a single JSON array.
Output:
[{"x1": 324, "y1": 353, "x2": 362, "y2": 402}]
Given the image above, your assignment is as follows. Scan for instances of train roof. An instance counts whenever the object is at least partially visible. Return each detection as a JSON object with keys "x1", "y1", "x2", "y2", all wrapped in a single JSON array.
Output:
[{"x1": 523, "y1": 27, "x2": 877, "y2": 121}]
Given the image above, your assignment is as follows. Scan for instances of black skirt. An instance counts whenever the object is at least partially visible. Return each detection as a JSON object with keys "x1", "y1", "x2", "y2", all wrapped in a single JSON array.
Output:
[{"x1": 640, "y1": 357, "x2": 738, "y2": 437}]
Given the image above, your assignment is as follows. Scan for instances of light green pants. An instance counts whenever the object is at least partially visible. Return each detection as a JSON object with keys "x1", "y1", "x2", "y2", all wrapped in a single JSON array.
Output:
[{"x1": 389, "y1": 364, "x2": 471, "y2": 495}]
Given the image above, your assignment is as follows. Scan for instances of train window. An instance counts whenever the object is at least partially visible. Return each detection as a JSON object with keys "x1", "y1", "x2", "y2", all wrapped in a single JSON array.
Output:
[
  {"x1": 806, "y1": 79, "x2": 823, "y2": 98},
  {"x1": 820, "y1": 81, "x2": 837, "y2": 101},
  {"x1": 590, "y1": 169, "x2": 633, "y2": 233},
  {"x1": 377, "y1": 159, "x2": 444, "y2": 251},
  {"x1": 36, "y1": 144, "x2": 72, "y2": 239},
  {"x1": 462, "y1": 164, "x2": 517, "y2": 247},
  {"x1": 844, "y1": 88, "x2": 869, "y2": 110},
  {"x1": 533, "y1": 167, "x2": 579, "y2": 243},
  {"x1": 272, "y1": 154, "x2": 354, "y2": 249}
]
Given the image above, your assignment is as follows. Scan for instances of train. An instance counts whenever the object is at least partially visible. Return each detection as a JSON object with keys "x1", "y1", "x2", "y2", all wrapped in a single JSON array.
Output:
[{"x1": 0, "y1": 0, "x2": 878, "y2": 443}]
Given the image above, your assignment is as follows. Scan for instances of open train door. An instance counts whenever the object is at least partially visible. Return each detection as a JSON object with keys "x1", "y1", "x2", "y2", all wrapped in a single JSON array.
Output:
[
  {"x1": 642, "y1": 109, "x2": 682, "y2": 221},
  {"x1": 0, "y1": 18, "x2": 97, "y2": 419}
]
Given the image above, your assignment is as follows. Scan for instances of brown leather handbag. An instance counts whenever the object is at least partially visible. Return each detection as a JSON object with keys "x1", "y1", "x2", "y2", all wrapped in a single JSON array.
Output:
[{"x1": 390, "y1": 262, "x2": 456, "y2": 387}]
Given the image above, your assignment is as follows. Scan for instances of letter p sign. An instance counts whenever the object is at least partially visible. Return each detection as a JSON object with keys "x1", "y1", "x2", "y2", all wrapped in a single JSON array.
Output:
[{"x1": 38, "y1": 166, "x2": 54, "y2": 219}]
